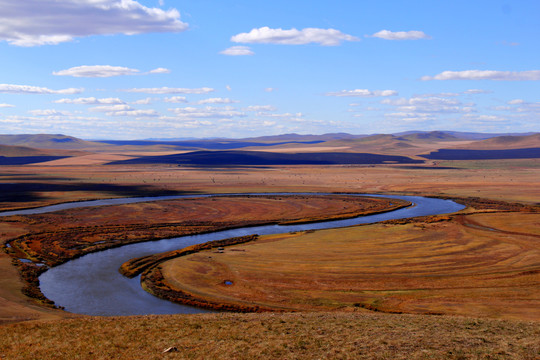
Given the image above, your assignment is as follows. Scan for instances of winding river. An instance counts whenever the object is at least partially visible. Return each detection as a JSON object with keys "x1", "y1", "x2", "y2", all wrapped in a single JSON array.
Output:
[{"x1": 3, "y1": 194, "x2": 465, "y2": 316}]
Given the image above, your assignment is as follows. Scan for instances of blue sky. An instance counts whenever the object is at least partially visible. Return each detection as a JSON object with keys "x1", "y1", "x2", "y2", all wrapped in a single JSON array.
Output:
[{"x1": 0, "y1": 0, "x2": 538, "y2": 139}]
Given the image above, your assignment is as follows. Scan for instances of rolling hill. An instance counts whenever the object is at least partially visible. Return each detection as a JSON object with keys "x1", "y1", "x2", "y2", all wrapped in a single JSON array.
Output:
[
  {"x1": 0, "y1": 134, "x2": 104, "y2": 150},
  {"x1": 449, "y1": 133, "x2": 540, "y2": 150},
  {"x1": 0, "y1": 144, "x2": 81, "y2": 165}
]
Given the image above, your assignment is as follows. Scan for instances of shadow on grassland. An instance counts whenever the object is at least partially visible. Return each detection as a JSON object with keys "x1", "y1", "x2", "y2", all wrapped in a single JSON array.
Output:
[
  {"x1": 0, "y1": 156, "x2": 69, "y2": 165},
  {"x1": 0, "y1": 183, "x2": 187, "y2": 204},
  {"x1": 108, "y1": 150, "x2": 424, "y2": 166},
  {"x1": 422, "y1": 148, "x2": 540, "y2": 160}
]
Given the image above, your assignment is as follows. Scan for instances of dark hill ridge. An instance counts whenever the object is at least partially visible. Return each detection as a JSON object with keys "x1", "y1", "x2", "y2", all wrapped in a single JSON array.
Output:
[
  {"x1": 240, "y1": 133, "x2": 369, "y2": 142},
  {"x1": 98, "y1": 139, "x2": 324, "y2": 150},
  {"x1": 422, "y1": 147, "x2": 540, "y2": 160},
  {"x1": 399, "y1": 131, "x2": 459, "y2": 142},
  {"x1": 108, "y1": 150, "x2": 423, "y2": 166}
]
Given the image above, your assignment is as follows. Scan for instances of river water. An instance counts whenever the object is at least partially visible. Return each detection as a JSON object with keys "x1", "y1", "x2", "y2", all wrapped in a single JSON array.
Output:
[{"x1": 3, "y1": 193, "x2": 464, "y2": 316}]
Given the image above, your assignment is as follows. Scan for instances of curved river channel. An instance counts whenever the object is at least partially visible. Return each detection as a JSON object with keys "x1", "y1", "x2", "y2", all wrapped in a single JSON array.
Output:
[{"x1": 3, "y1": 193, "x2": 465, "y2": 316}]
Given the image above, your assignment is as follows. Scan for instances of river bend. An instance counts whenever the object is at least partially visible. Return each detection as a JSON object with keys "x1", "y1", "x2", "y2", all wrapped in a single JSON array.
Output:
[{"x1": 8, "y1": 193, "x2": 464, "y2": 316}]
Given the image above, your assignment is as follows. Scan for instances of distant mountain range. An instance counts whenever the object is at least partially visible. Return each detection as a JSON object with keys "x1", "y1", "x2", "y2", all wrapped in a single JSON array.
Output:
[
  {"x1": 0, "y1": 131, "x2": 538, "y2": 165},
  {"x1": 392, "y1": 130, "x2": 536, "y2": 140},
  {"x1": 0, "y1": 131, "x2": 536, "y2": 150}
]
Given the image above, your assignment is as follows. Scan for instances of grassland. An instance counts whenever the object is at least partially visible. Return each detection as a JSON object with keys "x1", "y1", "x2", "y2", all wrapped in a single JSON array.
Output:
[
  {"x1": 0, "y1": 312, "x2": 538, "y2": 359},
  {"x1": 0, "y1": 149, "x2": 539, "y2": 358},
  {"x1": 1, "y1": 158, "x2": 539, "y2": 211},
  {"x1": 0, "y1": 194, "x2": 403, "y2": 322},
  {"x1": 154, "y1": 211, "x2": 539, "y2": 320}
]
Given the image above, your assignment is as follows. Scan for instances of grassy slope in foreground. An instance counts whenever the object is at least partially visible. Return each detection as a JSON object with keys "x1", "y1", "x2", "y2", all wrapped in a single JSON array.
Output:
[
  {"x1": 0, "y1": 312, "x2": 538, "y2": 359},
  {"x1": 153, "y1": 210, "x2": 540, "y2": 321}
]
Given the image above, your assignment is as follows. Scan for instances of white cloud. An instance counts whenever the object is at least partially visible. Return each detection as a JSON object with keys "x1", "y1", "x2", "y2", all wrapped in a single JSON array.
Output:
[
  {"x1": 231, "y1": 27, "x2": 359, "y2": 46},
  {"x1": 197, "y1": 98, "x2": 238, "y2": 105},
  {"x1": 220, "y1": 46, "x2": 254, "y2": 56},
  {"x1": 89, "y1": 104, "x2": 159, "y2": 117},
  {"x1": 504, "y1": 99, "x2": 540, "y2": 114},
  {"x1": 164, "y1": 96, "x2": 188, "y2": 103},
  {"x1": 54, "y1": 97, "x2": 125, "y2": 105},
  {"x1": 0, "y1": 0, "x2": 188, "y2": 46},
  {"x1": 0, "y1": 84, "x2": 83, "y2": 94},
  {"x1": 326, "y1": 89, "x2": 398, "y2": 97},
  {"x1": 148, "y1": 67, "x2": 171, "y2": 74},
  {"x1": 122, "y1": 87, "x2": 214, "y2": 94},
  {"x1": 54, "y1": 65, "x2": 140, "y2": 77},
  {"x1": 380, "y1": 98, "x2": 407, "y2": 106},
  {"x1": 168, "y1": 106, "x2": 246, "y2": 119},
  {"x1": 90, "y1": 104, "x2": 132, "y2": 112},
  {"x1": 0, "y1": 103, "x2": 14, "y2": 108},
  {"x1": 226, "y1": 85, "x2": 232, "y2": 91},
  {"x1": 422, "y1": 70, "x2": 540, "y2": 81},
  {"x1": 243, "y1": 105, "x2": 277, "y2": 112},
  {"x1": 264, "y1": 87, "x2": 277, "y2": 92},
  {"x1": 382, "y1": 97, "x2": 461, "y2": 107},
  {"x1": 463, "y1": 114, "x2": 506, "y2": 122},
  {"x1": 28, "y1": 109, "x2": 72, "y2": 116},
  {"x1": 369, "y1": 30, "x2": 431, "y2": 40},
  {"x1": 463, "y1": 89, "x2": 492, "y2": 94},
  {"x1": 385, "y1": 112, "x2": 434, "y2": 122},
  {"x1": 109, "y1": 109, "x2": 159, "y2": 117},
  {"x1": 397, "y1": 105, "x2": 474, "y2": 114},
  {"x1": 382, "y1": 95, "x2": 476, "y2": 123},
  {"x1": 259, "y1": 112, "x2": 303, "y2": 119},
  {"x1": 131, "y1": 98, "x2": 153, "y2": 105}
]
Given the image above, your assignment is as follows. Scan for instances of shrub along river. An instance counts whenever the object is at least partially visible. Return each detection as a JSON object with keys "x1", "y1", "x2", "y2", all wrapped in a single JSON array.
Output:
[{"x1": 2, "y1": 193, "x2": 465, "y2": 316}]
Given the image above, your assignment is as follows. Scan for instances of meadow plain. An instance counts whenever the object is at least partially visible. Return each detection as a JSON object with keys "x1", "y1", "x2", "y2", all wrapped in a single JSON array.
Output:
[{"x1": 0, "y1": 132, "x2": 539, "y2": 358}]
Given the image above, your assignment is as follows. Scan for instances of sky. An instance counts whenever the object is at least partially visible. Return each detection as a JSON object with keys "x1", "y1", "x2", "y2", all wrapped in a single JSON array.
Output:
[{"x1": 0, "y1": 0, "x2": 538, "y2": 140}]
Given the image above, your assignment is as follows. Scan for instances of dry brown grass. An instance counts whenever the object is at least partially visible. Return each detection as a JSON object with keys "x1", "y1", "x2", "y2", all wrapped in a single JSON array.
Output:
[
  {"x1": 1, "y1": 159, "x2": 539, "y2": 211},
  {"x1": 5, "y1": 195, "x2": 400, "y2": 266},
  {"x1": 1, "y1": 194, "x2": 402, "y2": 319},
  {"x1": 0, "y1": 158, "x2": 539, "y2": 357},
  {"x1": 0, "y1": 312, "x2": 539, "y2": 360},
  {"x1": 158, "y1": 212, "x2": 540, "y2": 321}
]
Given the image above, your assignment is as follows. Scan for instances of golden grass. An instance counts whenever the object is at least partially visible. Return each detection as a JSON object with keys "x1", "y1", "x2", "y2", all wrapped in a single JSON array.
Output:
[
  {"x1": 1, "y1": 159, "x2": 539, "y2": 211},
  {"x1": 158, "y1": 212, "x2": 540, "y2": 321},
  {"x1": 0, "y1": 159, "x2": 539, "y2": 358},
  {"x1": 0, "y1": 312, "x2": 538, "y2": 359}
]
